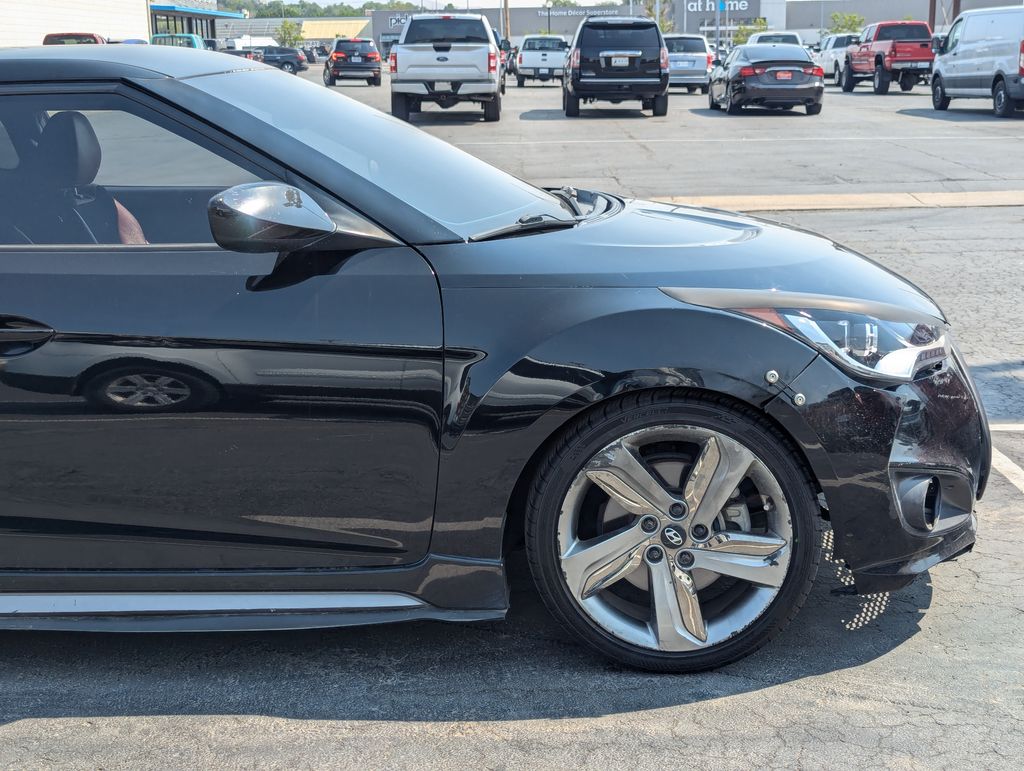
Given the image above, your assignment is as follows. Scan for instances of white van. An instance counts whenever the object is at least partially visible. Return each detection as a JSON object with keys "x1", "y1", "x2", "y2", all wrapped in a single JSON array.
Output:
[{"x1": 932, "y1": 5, "x2": 1024, "y2": 117}]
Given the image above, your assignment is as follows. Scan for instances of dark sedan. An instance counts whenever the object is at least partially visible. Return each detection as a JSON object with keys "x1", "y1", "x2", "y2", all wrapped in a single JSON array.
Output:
[
  {"x1": 709, "y1": 43, "x2": 824, "y2": 114},
  {"x1": 0, "y1": 46, "x2": 987, "y2": 673}
]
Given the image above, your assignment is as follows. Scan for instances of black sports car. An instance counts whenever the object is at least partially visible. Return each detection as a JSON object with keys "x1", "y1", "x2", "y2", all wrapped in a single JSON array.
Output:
[
  {"x1": 709, "y1": 43, "x2": 825, "y2": 115},
  {"x1": 0, "y1": 46, "x2": 987, "y2": 672}
]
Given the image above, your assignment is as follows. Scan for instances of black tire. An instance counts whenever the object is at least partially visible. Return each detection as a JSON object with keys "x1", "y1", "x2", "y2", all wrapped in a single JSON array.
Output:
[
  {"x1": 708, "y1": 86, "x2": 720, "y2": 110},
  {"x1": 323, "y1": 69, "x2": 336, "y2": 87},
  {"x1": 652, "y1": 93, "x2": 668, "y2": 116},
  {"x1": 899, "y1": 73, "x2": 915, "y2": 92},
  {"x1": 872, "y1": 63, "x2": 891, "y2": 95},
  {"x1": 564, "y1": 89, "x2": 580, "y2": 117},
  {"x1": 806, "y1": 103, "x2": 822, "y2": 115},
  {"x1": 726, "y1": 91, "x2": 743, "y2": 114},
  {"x1": 82, "y1": 364, "x2": 219, "y2": 414},
  {"x1": 832, "y1": 64, "x2": 842, "y2": 87},
  {"x1": 517, "y1": 75, "x2": 526, "y2": 87},
  {"x1": 281, "y1": 62, "x2": 296, "y2": 75},
  {"x1": 483, "y1": 93, "x2": 501, "y2": 122},
  {"x1": 841, "y1": 62, "x2": 856, "y2": 92},
  {"x1": 391, "y1": 92, "x2": 410, "y2": 121},
  {"x1": 524, "y1": 391, "x2": 823, "y2": 673},
  {"x1": 686, "y1": 86, "x2": 696, "y2": 93},
  {"x1": 700, "y1": 84, "x2": 709, "y2": 94},
  {"x1": 932, "y1": 77, "x2": 951, "y2": 111},
  {"x1": 993, "y1": 79, "x2": 1015, "y2": 118},
  {"x1": 371, "y1": 75, "x2": 382, "y2": 87}
]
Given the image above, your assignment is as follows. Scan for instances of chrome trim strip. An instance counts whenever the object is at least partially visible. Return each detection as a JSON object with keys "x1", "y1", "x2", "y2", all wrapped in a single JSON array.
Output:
[
  {"x1": 580, "y1": 77, "x2": 662, "y2": 83},
  {"x1": 599, "y1": 50, "x2": 643, "y2": 57},
  {"x1": 0, "y1": 592, "x2": 424, "y2": 615}
]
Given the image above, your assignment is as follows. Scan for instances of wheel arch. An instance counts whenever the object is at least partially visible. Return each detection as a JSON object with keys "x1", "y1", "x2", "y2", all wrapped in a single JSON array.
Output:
[{"x1": 992, "y1": 72, "x2": 1006, "y2": 93}]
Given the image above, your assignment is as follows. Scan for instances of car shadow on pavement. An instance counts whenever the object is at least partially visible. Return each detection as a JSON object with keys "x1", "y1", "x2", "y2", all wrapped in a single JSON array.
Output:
[
  {"x1": 971, "y1": 360, "x2": 1024, "y2": 421},
  {"x1": 898, "y1": 107, "x2": 1022, "y2": 121},
  {"x1": 519, "y1": 109, "x2": 650, "y2": 120},
  {"x1": 0, "y1": 531, "x2": 933, "y2": 725}
]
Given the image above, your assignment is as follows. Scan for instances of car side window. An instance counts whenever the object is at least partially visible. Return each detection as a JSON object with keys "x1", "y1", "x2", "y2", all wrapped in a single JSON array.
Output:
[
  {"x1": 0, "y1": 93, "x2": 265, "y2": 247},
  {"x1": 861, "y1": 27, "x2": 873, "y2": 44},
  {"x1": 946, "y1": 19, "x2": 964, "y2": 52}
]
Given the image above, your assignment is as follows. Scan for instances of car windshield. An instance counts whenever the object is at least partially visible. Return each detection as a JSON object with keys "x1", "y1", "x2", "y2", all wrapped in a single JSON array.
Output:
[
  {"x1": 404, "y1": 18, "x2": 489, "y2": 44},
  {"x1": 580, "y1": 23, "x2": 660, "y2": 48},
  {"x1": 187, "y1": 70, "x2": 570, "y2": 238},
  {"x1": 876, "y1": 24, "x2": 931, "y2": 41},
  {"x1": 755, "y1": 34, "x2": 799, "y2": 44},
  {"x1": 43, "y1": 34, "x2": 98, "y2": 45},
  {"x1": 522, "y1": 38, "x2": 567, "y2": 51},
  {"x1": 665, "y1": 37, "x2": 706, "y2": 53},
  {"x1": 336, "y1": 40, "x2": 375, "y2": 53},
  {"x1": 744, "y1": 44, "x2": 811, "y2": 62}
]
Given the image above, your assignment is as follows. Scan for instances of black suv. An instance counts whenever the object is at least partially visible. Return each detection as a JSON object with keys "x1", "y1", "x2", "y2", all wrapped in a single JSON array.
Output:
[
  {"x1": 253, "y1": 46, "x2": 308, "y2": 75},
  {"x1": 562, "y1": 16, "x2": 669, "y2": 116},
  {"x1": 323, "y1": 38, "x2": 382, "y2": 87}
]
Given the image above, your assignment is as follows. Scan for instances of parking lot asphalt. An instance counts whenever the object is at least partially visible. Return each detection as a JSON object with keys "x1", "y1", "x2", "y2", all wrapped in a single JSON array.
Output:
[{"x1": 1, "y1": 74, "x2": 1022, "y2": 769}]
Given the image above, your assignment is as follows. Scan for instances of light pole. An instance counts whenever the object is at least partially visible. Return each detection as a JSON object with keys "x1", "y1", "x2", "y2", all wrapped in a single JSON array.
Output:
[{"x1": 545, "y1": 0, "x2": 552, "y2": 34}]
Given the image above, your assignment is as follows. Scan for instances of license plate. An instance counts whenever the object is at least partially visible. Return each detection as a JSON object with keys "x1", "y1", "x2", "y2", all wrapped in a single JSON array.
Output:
[
  {"x1": 540, "y1": 69, "x2": 549, "y2": 76},
  {"x1": 915, "y1": 61, "x2": 928, "y2": 68},
  {"x1": 775, "y1": 70, "x2": 793, "y2": 80},
  {"x1": 611, "y1": 56, "x2": 629, "y2": 67},
  {"x1": 434, "y1": 81, "x2": 451, "y2": 92},
  {"x1": 682, "y1": 58, "x2": 696, "y2": 68},
  {"x1": 351, "y1": 56, "x2": 361, "y2": 63}
]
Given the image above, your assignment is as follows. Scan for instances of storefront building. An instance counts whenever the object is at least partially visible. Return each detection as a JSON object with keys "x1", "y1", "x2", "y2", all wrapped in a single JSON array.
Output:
[{"x1": 150, "y1": 3, "x2": 245, "y2": 41}]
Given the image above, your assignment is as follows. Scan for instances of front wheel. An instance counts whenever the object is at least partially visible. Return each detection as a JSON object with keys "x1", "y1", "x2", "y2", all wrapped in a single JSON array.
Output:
[
  {"x1": 932, "y1": 77, "x2": 950, "y2": 111},
  {"x1": 993, "y1": 80, "x2": 1016, "y2": 118},
  {"x1": 841, "y1": 63, "x2": 856, "y2": 92},
  {"x1": 832, "y1": 65, "x2": 842, "y2": 87},
  {"x1": 525, "y1": 392, "x2": 822, "y2": 673}
]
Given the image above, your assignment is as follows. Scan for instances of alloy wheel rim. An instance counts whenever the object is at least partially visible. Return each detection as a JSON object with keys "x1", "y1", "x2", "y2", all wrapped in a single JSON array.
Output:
[
  {"x1": 996, "y1": 87, "x2": 1005, "y2": 111},
  {"x1": 556, "y1": 425, "x2": 793, "y2": 652},
  {"x1": 105, "y1": 374, "x2": 191, "y2": 408}
]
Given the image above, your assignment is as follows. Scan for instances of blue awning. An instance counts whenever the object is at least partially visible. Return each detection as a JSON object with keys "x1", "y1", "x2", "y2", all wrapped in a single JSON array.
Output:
[{"x1": 149, "y1": 4, "x2": 246, "y2": 19}]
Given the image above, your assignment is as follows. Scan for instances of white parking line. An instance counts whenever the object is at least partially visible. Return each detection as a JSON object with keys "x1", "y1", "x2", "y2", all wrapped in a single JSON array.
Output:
[
  {"x1": 456, "y1": 134, "x2": 1023, "y2": 147},
  {"x1": 991, "y1": 448, "x2": 1024, "y2": 495},
  {"x1": 990, "y1": 423, "x2": 1024, "y2": 432}
]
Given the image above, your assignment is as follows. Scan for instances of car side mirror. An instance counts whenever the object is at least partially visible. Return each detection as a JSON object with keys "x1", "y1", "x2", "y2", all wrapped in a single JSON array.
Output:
[
  {"x1": 712, "y1": 58, "x2": 721, "y2": 67},
  {"x1": 209, "y1": 182, "x2": 397, "y2": 254},
  {"x1": 812, "y1": 45, "x2": 821, "y2": 53},
  {"x1": 932, "y1": 34, "x2": 947, "y2": 54}
]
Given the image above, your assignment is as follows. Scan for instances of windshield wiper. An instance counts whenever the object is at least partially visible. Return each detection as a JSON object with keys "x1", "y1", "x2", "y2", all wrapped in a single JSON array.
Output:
[
  {"x1": 469, "y1": 213, "x2": 580, "y2": 242},
  {"x1": 550, "y1": 186, "x2": 583, "y2": 217}
]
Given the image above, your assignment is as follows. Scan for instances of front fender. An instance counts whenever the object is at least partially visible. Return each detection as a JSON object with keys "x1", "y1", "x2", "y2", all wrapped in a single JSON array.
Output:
[{"x1": 430, "y1": 286, "x2": 821, "y2": 560}]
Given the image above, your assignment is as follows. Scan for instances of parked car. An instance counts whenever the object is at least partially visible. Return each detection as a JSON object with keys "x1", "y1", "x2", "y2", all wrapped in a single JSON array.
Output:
[
  {"x1": 221, "y1": 48, "x2": 261, "y2": 62},
  {"x1": 42, "y1": 32, "x2": 106, "y2": 45},
  {"x1": 516, "y1": 35, "x2": 568, "y2": 86},
  {"x1": 252, "y1": 45, "x2": 308, "y2": 74},
  {"x1": 389, "y1": 13, "x2": 504, "y2": 122},
  {"x1": 709, "y1": 43, "x2": 824, "y2": 115},
  {"x1": 301, "y1": 46, "x2": 318, "y2": 65},
  {"x1": 931, "y1": 5, "x2": 1024, "y2": 117},
  {"x1": 0, "y1": 45, "x2": 989, "y2": 673},
  {"x1": 562, "y1": 16, "x2": 670, "y2": 117},
  {"x1": 814, "y1": 33, "x2": 857, "y2": 87},
  {"x1": 324, "y1": 38, "x2": 382, "y2": 87},
  {"x1": 664, "y1": 33, "x2": 712, "y2": 93},
  {"x1": 747, "y1": 31, "x2": 803, "y2": 46},
  {"x1": 842, "y1": 21, "x2": 933, "y2": 94},
  {"x1": 151, "y1": 34, "x2": 209, "y2": 50}
]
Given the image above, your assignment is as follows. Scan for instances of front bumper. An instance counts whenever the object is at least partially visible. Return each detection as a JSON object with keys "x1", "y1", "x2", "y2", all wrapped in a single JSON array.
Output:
[
  {"x1": 736, "y1": 81, "x2": 823, "y2": 106},
  {"x1": 767, "y1": 350, "x2": 989, "y2": 594}
]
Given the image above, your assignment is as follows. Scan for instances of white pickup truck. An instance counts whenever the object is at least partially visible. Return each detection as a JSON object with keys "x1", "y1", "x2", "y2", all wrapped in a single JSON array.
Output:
[
  {"x1": 516, "y1": 34, "x2": 568, "y2": 87},
  {"x1": 389, "y1": 14, "x2": 504, "y2": 122}
]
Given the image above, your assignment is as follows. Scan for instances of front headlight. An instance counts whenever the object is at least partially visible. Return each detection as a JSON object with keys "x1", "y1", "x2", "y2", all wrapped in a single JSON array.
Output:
[{"x1": 735, "y1": 307, "x2": 949, "y2": 382}]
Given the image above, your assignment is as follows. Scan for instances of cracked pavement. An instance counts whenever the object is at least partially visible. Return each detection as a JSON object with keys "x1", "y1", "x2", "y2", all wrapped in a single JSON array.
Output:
[{"x1": 1, "y1": 75, "x2": 1022, "y2": 769}]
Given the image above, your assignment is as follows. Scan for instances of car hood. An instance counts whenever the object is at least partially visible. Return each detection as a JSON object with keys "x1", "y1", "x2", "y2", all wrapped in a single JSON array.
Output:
[{"x1": 425, "y1": 197, "x2": 944, "y2": 322}]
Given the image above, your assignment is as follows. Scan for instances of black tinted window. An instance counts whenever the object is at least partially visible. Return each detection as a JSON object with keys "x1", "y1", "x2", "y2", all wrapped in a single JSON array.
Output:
[
  {"x1": 743, "y1": 44, "x2": 811, "y2": 62},
  {"x1": 876, "y1": 24, "x2": 931, "y2": 41},
  {"x1": 336, "y1": 40, "x2": 376, "y2": 53},
  {"x1": 755, "y1": 34, "x2": 800, "y2": 44},
  {"x1": 665, "y1": 37, "x2": 706, "y2": 53},
  {"x1": 580, "y1": 23, "x2": 660, "y2": 49},
  {"x1": 404, "y1": 18, "x2": 489, "y2": 44},
  {"x1": 522, "y1": 38, "x2": 567, "y2": 51}
]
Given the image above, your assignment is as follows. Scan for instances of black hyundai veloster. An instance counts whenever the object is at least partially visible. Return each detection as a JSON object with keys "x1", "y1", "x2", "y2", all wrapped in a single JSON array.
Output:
[{"x1": 0, "y1": 47, "x2": 987, "y2": 672}]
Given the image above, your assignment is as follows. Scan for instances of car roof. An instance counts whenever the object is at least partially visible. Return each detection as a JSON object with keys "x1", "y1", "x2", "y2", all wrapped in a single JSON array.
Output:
[
  {"x1": 954, "y1": 5, "x2": 1023, "y2": 16},
  {"x1": 583, "y1": 16, "x2": 657, "y2": 24},
  {"x1": 663, "y1": 33, "x2": 705, "y2": 38},
  {"x1": 0, "y1": 44, "x2": 267, "y2": 83}
]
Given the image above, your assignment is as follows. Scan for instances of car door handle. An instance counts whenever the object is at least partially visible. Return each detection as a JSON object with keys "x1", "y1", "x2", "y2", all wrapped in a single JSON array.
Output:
[{"x1": 0, "y1": 317, "x2": 55, "y2": 355}]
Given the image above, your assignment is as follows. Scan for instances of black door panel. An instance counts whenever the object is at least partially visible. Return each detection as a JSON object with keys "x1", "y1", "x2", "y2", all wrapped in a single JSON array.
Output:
[{"x1": 0, "y1": 245, "x2": 443, "y2": 570}]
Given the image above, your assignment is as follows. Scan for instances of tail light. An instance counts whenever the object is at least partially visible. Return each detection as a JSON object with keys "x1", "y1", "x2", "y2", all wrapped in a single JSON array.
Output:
[
  {"x1": 367, "y1": 52, "x2": 380, "y2": 62},
  {"x1": 331, "y1": 52, "x2": 347, "y2": 61},
  {"x1": 802, "y1": 65, "x2": 824, "y2": 77},
  {"x1": 389, "y1": 51, "x2": 397, "y2": 73},
  {"x1": 297, "y1": 52, "x2": 306, "y2": 62},
  {"x1": 488, "y1": 49, "x2": 498, "y2": 74},
  {"x1": 739, "y1": 66, "x2": 766, "y2": 77},
  {"x1": 659, "y1": 47, "x2": 669, "y2": 73},
  {"x1": 706, "y1": 53, "x2": 713, "y2": 70},
  {"x1": 1019, "y1": 39, "x2": 1024, "y2": 76},
  {"x1": 518, "y1": 52, "x2": 523, "y2": 65},
  {"x1": 570, "y1": 48, "x2": 580, "y2": 70}
]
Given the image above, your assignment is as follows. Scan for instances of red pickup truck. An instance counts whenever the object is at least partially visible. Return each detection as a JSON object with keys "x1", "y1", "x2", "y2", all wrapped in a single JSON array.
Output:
[{"x1": 841, "y1": 21, "x2": 934, "y2": 94}]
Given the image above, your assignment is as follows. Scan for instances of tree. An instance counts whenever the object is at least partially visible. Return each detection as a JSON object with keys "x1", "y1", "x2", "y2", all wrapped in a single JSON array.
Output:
[
  {"x1": 276, "y1": 19, "x2": 304, "y2": 48},
  {"x1": 828, "y1": 12, "x2": 865, "y2": 35},
  {"x1": 642, "y1": 0, "x2": 673, "y2": 33},
  {"x1": 734, "y1": 18, "x2": 767, "y2": 45},
  {"x1": 550, "y1": 0, "x2": 579, "y2": 6}
]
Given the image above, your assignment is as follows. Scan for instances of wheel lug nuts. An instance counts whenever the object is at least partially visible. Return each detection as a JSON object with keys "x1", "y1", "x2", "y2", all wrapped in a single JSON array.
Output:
[
  {"x1": 640, "y1": 516, "x2": 659, "y2": 533},
  {"x1": 676, "y1": 551, "x2": 695, "y2": 569},
  {"x1": 691, "y1": 524, "x2": 709, "y2": 540},
  {"x1": 645, "y1": 546, "x2": 664, "y2": 564},
  {"x1": 669, "y1": 502, "x2": 686, "y2": 519}
]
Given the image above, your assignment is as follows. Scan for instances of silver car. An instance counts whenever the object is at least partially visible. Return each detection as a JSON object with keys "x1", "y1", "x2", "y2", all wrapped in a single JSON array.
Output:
[{"x1": 664, "y1": 34, "x2": 712, "y2": 93}]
